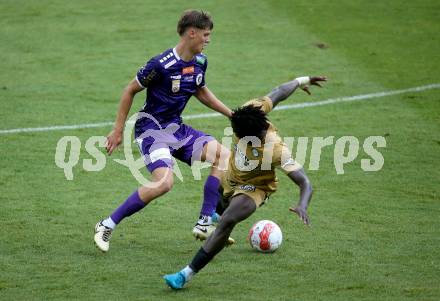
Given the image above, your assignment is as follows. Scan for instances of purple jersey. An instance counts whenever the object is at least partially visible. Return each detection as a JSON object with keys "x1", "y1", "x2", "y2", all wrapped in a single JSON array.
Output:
[{"x1": 135, "y1": 48, "x2": 207, "y2": 129}]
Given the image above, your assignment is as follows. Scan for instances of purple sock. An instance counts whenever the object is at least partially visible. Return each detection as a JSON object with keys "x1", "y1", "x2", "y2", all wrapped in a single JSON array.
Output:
[
  {"x1": 110, "y1": 190, "x2": 146, "y2": 224},
  {"x1": 200, "y1": 175, "x2": 220, "y2": 216}
]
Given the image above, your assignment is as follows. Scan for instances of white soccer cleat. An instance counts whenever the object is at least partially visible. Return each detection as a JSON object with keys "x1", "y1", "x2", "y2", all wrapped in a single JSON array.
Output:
[
  {"x1": 94, "y1": 221, "x2": 113, "y2": 252},
  {"x1": 192, "y1": 223, "x2": 235, "y2": 245},
  {"x1": 192, "y1": 223, "x2": 216, "y2": 241}
]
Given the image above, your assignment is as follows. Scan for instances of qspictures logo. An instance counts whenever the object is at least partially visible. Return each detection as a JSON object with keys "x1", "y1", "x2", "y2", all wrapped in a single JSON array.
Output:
[{"x1": 54, "y1": 113, "x2": 386, "y2": 185}]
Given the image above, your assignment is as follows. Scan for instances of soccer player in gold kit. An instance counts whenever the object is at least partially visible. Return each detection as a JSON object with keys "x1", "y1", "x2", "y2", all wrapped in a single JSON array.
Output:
[{"x1": 164, "y1": 75, "x2": 327, "y2": 289}]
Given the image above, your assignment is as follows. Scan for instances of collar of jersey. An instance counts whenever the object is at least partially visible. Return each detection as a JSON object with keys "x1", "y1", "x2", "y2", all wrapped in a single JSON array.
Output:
[
  {"x1": 172, "y1": 47, "x2": 198, "y2": 64},
  {"x1": 172, "y1": 47, "x2": 180, "y2": 61}
]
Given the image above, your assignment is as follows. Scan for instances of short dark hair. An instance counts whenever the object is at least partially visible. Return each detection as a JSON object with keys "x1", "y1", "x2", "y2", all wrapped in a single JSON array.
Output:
[
  {"x1": 177, "y1": 10, "x2": 213, "y2": 36},
  {"x1": 230, "y1": 105, "x2": 270, "y2": 139}
]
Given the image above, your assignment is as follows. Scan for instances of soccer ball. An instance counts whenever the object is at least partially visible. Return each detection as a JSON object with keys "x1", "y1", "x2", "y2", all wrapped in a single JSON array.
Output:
[{"x1": 248, "y1": 220, "x2": 283, "y2": 252}]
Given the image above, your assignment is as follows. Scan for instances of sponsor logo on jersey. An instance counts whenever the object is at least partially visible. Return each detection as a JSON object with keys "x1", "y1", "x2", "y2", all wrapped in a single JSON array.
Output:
[
  {"x1": 138, "y1": 69, "x2": 157, "y2": 87},
  {"x1": 170, "y1": 75, "x2": 182, "y2": 80},
  {"x1": 196, "y1": 73, "x2": 203, "y2": 85},
  {"x1": 239, "y1": 184, "x2": 256, "y2": 192},
  {"x1": 182, "y1": 76, "x2": 193, "y2": 82},
  {"x1": 171, "y1": 80, "x2": 180, "y2": 93},
  {"x1": 182, "y1": 66, "x2": 194, "y2": 74},
  {"x1": 196, "y1": 56, "x2": 206, "y2": 65},
  {"x1": 164, "y1": 59, "x2": 177, "y2": 69},
  {"x1": 234, "y1": 144, "x2": 250, "y2": 167}
]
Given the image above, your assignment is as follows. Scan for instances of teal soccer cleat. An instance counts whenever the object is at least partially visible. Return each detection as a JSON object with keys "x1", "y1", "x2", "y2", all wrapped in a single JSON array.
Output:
[
  {"x1": 211, "y1": 212, "x2": 221, "y2": 224},
  {"x1": 163, "y1": 271, "x2": 187, "y2": 290}
]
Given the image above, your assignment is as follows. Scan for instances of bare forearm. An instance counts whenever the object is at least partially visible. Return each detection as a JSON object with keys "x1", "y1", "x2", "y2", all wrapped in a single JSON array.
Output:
[
  {"x1": 113, "y1": 79, "x2": 143, "y2": 131},
  {"x1": 297, "y1": 180, "x2": 312, "y2": 209},
  {"x1": 113, "y1": 89, "x2": 135, "y2": 131},
  {"x1": 266, "y1": 80, "x2": 300, "y2": 108},
  {"x1": 196, "y1": 87, "x2": 232, "y2": 117},
  {"x1": 288, "y1": 169, "x2": 313, "y2": 209},
  {"x1": 205, "y1": 98, "x2": 231, "y2": 117}
]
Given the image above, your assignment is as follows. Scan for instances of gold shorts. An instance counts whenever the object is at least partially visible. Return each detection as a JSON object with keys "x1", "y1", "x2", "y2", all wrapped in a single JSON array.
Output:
[{"x1": 221, "y1": 179, "x2": 270, "y2": 207}]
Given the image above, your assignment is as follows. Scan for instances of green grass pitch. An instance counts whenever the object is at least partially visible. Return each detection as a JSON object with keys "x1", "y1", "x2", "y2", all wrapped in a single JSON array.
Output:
[{"x1": 1, "y1": 1, "x2": 439, "y2": 300}]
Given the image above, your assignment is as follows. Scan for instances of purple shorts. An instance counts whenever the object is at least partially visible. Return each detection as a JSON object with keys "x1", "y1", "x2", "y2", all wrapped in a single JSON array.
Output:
[{"x1": 135, "y1": 122, "x2": 214, "y2": 173}]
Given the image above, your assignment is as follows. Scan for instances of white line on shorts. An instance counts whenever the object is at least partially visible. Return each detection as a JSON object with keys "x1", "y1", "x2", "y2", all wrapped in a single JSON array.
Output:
[{"x1": 1, "y1": 83, "x2": 439, "y2": 135}]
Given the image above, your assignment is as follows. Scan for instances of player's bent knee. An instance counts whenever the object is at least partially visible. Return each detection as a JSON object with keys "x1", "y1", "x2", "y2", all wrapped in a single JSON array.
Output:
[
  {"x1": 137, "y1": 176, "x2": 174, "y2": 200},
  {"x1": 202, "y1": 140, "x2": 230, "y2": 165},
  {"x1": 150, "y1": 167, "x2": 174, "y2": 194},
  {"x1": 225, "y1": 195, "x2": 257, "y2": 223},
  {"x1": 155, "y1": 178, "x2": 174, "y2": 195},
  {"x1": 217, "y1": 213, "x2": 239, "y2": 229}
]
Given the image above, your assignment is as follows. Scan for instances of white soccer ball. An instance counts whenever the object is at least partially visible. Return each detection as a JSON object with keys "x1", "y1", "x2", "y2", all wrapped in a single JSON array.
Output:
[{"x1": 248, "y1": 220, "x2": 283, "y2": 252}]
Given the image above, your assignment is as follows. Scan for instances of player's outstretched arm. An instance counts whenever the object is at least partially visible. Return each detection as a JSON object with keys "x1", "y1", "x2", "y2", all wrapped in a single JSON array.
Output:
[
  {"x1": 287, "y1": 168, "x2": 313, "y2": 225},
  {"x1": 195, "y1": 86, "x2": 232, "y2": 118},
  {"x1": 106, "y1": 79, "x2": 144, "y2": 155},
  {"x1": 266, "y1": 76, "x2": 327, "y2": 108}
]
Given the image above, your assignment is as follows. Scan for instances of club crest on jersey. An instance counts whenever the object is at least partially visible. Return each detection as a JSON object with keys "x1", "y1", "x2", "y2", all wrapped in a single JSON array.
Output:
[
  {"x1": 182, "y1": 66, "x2": 194, "y2": 75},
  {"x1": 172, "y1": 80, "x2": 180, "y2": 93},
  {"x1": 196, "y1": 73, "x2": 203, "y2": 85}
]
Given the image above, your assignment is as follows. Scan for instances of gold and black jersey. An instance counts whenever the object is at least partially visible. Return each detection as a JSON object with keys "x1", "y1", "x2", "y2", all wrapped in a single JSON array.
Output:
[{"x1": 224, "y1": 96, "x2": 302, "y2": 194}]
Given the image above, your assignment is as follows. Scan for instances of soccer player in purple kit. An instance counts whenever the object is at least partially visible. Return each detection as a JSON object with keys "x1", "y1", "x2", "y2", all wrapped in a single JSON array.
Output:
[{"x1": 94, "y1": 10, "x2": 233, "y2": 252}]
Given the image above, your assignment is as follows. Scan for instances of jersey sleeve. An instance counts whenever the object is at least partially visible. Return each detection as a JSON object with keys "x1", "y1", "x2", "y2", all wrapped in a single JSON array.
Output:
[
  {"x1": 136, "y1": 58, "x2": 161, "y2": 88},
  {"x1": 242, "y1": 96, "x2": 273, "y2": 113},
  {"x1": 273, "y1": 143, "x2": 302, "y2": 174}
]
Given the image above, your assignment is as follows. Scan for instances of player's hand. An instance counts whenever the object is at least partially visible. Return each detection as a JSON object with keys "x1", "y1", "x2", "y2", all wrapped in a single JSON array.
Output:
[
  {"x1": 289, "y1": 206, "x2": 310, "y2": 225},
  {"x1": 301, "y1": 76, "x2": 327, "y2": 95},
  {"x1": 105, "y1": 129, "x2": 123, "y2": 155}
]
